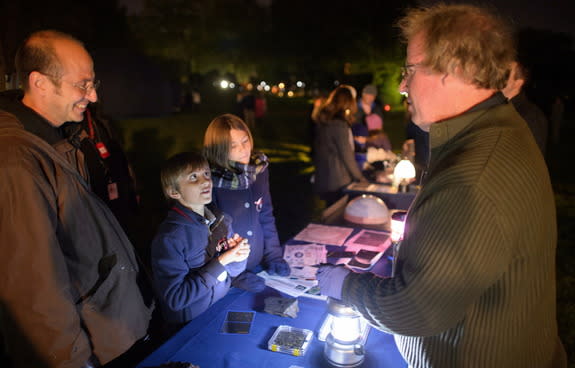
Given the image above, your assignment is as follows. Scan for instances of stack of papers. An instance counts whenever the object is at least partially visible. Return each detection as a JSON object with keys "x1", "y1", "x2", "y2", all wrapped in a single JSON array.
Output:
[
  {"x1": 345, "y1": 229, "x2": 391, "y2": 252},
  {"x1": 283, "y1": 243, "x2": 327, "y2": 267},
  {"x1": 258, "y1": 270, "x2": 326, "y2": 300},
  {"x1": 293, "y1": 223, "x2": 353, "y2": 246},
  {"x1": 261, "y1": 224, "x2": 392, "y2": 299}
]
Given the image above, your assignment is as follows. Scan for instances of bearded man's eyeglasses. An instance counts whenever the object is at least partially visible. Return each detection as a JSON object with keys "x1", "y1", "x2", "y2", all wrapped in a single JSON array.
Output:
[{"x1": 400, "y1": 63, "x2": 422, "y2": 80}]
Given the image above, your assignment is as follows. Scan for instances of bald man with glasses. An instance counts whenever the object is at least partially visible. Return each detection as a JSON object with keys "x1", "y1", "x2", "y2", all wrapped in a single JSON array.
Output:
[{"x1": 0, "y1": 30, "x2": 153, "y2": 368}]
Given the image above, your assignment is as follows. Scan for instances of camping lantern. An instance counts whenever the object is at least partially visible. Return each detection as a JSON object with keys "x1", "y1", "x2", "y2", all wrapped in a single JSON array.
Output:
[
  {"x1": 393, "y1": 159, "x2": 416, "y2": 192},
  {"x1": 323, "y1": 298, "x2": 365, "y2": 367}
]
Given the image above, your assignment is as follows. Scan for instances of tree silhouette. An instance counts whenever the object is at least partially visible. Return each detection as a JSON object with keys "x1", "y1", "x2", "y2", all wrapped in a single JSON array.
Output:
[{"x1": 127, "y1": 0, "x2": 413, "y2": 106}]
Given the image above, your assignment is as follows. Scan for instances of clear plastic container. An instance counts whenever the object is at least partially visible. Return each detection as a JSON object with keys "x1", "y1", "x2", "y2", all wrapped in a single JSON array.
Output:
[{"x1": 267, "y1": 325, "x2": 313, "y2": 356}]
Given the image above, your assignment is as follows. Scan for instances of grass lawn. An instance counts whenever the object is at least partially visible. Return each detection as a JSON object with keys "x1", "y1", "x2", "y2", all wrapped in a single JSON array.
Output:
[{"x1": 115, "y1": 94, "x2": 575, "y2": 365}]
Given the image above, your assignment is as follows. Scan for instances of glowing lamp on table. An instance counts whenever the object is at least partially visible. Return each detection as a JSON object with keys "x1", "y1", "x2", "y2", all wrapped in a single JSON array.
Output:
[
  {"x1": 393, "y1": 159, "x2": 416, "y2": 192},
  {"x1": 323, "y1": 298, "x2": 365, "y2": 367}
]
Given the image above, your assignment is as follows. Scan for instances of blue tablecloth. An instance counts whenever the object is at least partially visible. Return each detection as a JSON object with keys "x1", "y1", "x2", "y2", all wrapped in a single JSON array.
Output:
[
  {"x1": 138, "y1": 225, "x2": 408, "y2": 368},
  {"x1": 137, "y1": 287, "x2": 407, "y2": 368}
]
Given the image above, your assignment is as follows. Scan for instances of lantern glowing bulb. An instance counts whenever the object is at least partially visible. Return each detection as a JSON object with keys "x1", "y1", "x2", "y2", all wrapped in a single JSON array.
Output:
[
  {"x1": 330, "y1": 314, "x2": 361, "y2": 343},
  {"x1": 394, "y1": 159, "x2": 416, "y2": 182}
]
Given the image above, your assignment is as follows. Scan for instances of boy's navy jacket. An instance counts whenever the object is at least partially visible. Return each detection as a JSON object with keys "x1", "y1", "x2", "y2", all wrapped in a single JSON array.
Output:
[
  {"x1": 151, "y1": 202, "x2": 246, "y2": 324},
  {"x1": 211, "y1": 166, "x2": 283, "y2": 271}
]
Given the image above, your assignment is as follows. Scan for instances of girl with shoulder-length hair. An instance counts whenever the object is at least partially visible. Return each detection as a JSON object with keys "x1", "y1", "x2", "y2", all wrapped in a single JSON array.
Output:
[
  {"x1": 203, "y1": 113, "x2": 290, "y2": 292},
  {"x1": 203, "y1": 114, "x2": 254, "y2": 171},
  {"x1": 313, "y1": 85, "x2": 367, "y2": 206}
]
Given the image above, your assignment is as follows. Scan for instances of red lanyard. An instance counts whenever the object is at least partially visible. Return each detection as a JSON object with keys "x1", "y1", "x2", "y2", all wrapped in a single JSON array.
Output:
[
  {"x1": 172, "y1": 206, "x2": 196, "y2": 223},
  {"x1": 86, "y1": 108, "x2": 110, "y2": 159},
  {"x1": 86, "y1": 108, "x2": 95, "y2": 139}
]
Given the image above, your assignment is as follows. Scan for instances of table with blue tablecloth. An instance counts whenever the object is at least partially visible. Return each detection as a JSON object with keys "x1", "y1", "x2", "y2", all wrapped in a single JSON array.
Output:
[
  {"x1": 137, "y1": 287, "x2": 407, "y2": 368},
  {"x1": 137, "y1": 225, "x2": 408, "y2": 368}
]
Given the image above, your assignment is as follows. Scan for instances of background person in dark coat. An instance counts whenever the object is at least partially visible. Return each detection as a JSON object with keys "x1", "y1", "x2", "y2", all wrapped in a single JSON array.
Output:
[
  {"x1": 62, "y1": 102, "x2": 140, "y2": 242},
  {"x1": 502, "y1": 61, "x2": 549, "y2": 155},
  {"x1": 355, "y1": 84, "x2": 384, "y2": 131},
  {"x1": 313, "y1": 85, "x2": 368, "y2": 206}
]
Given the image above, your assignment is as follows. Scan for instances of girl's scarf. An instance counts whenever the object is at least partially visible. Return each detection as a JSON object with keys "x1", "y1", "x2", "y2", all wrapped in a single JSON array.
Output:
[{"x1": 211, "y1": 151, "x2": 269, "y2": 190}]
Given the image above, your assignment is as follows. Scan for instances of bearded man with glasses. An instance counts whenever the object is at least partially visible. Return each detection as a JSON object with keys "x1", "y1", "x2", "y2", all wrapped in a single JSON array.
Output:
[
  {"x1": 0, "y1": 30, "x2": 153, "y2": 368},
  {"x1": 317, "y1": 4, "x2": 566, "y2": 367}
]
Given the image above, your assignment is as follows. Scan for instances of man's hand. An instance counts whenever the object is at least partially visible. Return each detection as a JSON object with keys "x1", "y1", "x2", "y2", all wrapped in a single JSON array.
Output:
[{"x1": 316, "y1": 264, "x2": 352, "y2": 300}]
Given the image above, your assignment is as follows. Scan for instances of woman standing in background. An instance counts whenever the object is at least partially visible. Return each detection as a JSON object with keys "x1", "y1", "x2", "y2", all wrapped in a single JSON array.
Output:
[{"x1": 313, "y1": 85, "x2": 368, "y2": 206}]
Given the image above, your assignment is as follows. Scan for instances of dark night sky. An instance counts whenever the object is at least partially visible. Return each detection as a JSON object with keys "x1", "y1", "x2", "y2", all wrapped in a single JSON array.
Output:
[
  {"x1": 118, "y1": 0, "x2": 144, "y2": 15},
  {"x1": 119, "y1": 0, "x2": 575, "y2": 38},
  {"x1": 499, "y1": 0, "x2": 575, "y2": 37},
  {"x1": 419, "y1": 0, "x2": 575, "y2": 37}
]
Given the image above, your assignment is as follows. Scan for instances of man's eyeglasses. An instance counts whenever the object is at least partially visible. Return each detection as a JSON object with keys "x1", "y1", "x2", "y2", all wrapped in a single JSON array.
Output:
[
  {"x1": 41, "y1": 72, "x2": 100, "y2": 94},
  {"x1": 401, "y1": 63, "x2": 422, "y2": 80},
  {"x1": 59, "y1": 79, "x2": 100, "y2": 95},
  {"x1": 68, "y1": 79, "x2": 100, "y2": 94}
]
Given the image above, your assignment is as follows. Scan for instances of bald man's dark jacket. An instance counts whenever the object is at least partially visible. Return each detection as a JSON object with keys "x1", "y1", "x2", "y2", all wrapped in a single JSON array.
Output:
[{"x1": 0, "y1": 91, "x2": 153, "y2": 368}]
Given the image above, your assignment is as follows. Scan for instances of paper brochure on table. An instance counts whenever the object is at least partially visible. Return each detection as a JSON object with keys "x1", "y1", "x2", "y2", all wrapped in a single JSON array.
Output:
[
  {"x1": 283, "y1": 243, "x2": 327, "y2": 267},
  {"x1": 292, "y1": 223, "x2": 354, "y2": 246},
  {"x1": 345, "y1": 229, "x2": 392, "y2": 252},
  {"x1": 257, "y1": 270, "x2": 327, "y2": 300},
  {"x1": 288, "y1": 266, "x2": 318, "y2": 280}
]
